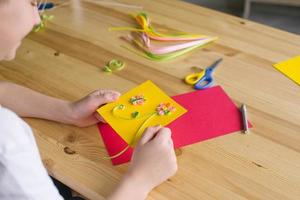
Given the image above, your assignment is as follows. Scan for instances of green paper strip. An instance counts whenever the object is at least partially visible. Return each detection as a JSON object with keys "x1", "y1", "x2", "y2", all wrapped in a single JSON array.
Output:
[{"x1": 103, "y1": 59, "x2": 125, "y2": 73}]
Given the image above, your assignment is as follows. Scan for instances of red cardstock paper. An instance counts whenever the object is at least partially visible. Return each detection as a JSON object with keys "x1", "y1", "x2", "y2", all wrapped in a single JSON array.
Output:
[{"x1": 98, "y1": 86, "x2": 251, "y2": 165}]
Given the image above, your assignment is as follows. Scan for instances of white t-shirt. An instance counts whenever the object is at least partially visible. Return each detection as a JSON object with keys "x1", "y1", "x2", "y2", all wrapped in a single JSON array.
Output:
[{"x1": 0, "y1": 106, "x2": 63, "y2": 200}]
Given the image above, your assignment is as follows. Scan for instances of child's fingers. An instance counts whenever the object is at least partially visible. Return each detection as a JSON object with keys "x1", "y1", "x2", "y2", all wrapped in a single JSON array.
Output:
[
  {"x1": 152, "y1": 128, "x2": 172, "y2": 145},
  {"x1": 89, "y1": 90, "x2": 121, "y2": 106},
  {"x1": 92, "y1": 89, "x2": 121, "y2": 98},
  {"x1": 138, "y1": 125, "x2": 162, "y2": 146}
]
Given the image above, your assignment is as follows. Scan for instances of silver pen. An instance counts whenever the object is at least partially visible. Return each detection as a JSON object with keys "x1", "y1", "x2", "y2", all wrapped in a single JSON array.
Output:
[{"x1": 241, "y1": 104, "x2": 249, "y2": 134}]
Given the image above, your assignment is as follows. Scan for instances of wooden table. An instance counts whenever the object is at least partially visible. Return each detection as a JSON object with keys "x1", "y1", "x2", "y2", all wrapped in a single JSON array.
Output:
[{"x1": 1, "y1": 0, "x2": 300, "y2": 199}]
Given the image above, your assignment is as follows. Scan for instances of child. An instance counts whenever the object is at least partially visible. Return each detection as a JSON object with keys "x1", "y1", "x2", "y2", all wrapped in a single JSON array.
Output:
[{"x1": 0, "y1": 1, "x2": 177, "y2": 200}]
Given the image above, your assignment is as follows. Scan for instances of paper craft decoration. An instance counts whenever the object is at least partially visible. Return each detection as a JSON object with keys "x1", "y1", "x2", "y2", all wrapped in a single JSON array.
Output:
[
  {"x1": 98, "y1": 86, "x2": 252, "y2": 165},
  {"x1": 97, "y1": 80, "x2": 187, "y2": 150},
  {"x1": 110, "y1": 12, "x2": 218, "y2": 61},
  {"x1": 273, "y1": 55, "x2": 300, "y2": 85},
  {"x1": 32, "y1": 14, "x2": 54, "y2": 32},
  {"x1": 103, "y1": 59, "x2": 125, "y2": 73}
]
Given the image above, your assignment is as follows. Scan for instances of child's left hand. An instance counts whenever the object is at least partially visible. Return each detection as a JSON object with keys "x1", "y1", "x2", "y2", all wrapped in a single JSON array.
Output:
[{"x1": 68, "y1": 89, "x2": 120, "y2": 127}]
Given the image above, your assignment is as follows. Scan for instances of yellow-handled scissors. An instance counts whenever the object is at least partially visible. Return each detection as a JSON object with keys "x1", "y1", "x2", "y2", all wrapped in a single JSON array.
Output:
[
  {"x1": 185, "y1": 58, "x2": 222, "y2": 90},
  {"x1": 184, "y1": 70, "x2": 206, "y2": 85}
]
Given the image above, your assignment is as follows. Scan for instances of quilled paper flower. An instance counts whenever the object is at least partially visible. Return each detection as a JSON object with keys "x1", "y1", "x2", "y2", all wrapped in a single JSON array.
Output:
[
  {"x1": 156, "y1": 103, "x2": 176, "y2": 116},
  {"x1": 103, "y1": 59, "x2": 125, "y2": 73},
  {"x1": 130, "y1": 95, "x2": 146, "y2": 105}
]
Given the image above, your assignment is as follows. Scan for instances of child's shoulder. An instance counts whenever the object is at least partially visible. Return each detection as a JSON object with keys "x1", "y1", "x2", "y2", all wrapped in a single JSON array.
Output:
[{"x1": 0, "y1": 106, "x2": 34, "y2": 153}]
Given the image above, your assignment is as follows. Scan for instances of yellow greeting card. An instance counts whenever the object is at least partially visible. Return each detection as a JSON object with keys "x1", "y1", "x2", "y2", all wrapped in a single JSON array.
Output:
[
  {"x1": 273, "y1": 55, "x2": 300, "y2": 85},
  {"x1": 97, "y1": 80, "x2": 187, "y2": 147}
]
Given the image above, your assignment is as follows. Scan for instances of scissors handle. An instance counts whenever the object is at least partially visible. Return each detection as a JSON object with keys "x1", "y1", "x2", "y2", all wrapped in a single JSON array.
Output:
[
  {"x1": 194, "y1": 75, "x2": 214, "y2": 90},
  {"x1": 184, "y1": 70, "x2": 205, "y2": 85},
  {"x1": 194, "y1": 58, "x2": 222, "y2": 89}
]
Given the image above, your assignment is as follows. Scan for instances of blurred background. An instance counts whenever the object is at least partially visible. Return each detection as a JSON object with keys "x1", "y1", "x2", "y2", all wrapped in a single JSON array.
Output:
[{"x1": 184, "y1": 0, "x2": 300, "y2": 35}]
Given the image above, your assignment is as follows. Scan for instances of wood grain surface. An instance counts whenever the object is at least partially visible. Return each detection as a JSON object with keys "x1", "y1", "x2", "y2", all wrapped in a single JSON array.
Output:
[{"x1": 0, "y1": 0, "x2": 300, "y2": 199}]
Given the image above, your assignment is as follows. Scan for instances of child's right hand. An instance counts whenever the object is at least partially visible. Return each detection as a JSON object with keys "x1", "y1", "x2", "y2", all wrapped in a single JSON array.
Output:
[
  {"x1": 126, "y1": 126, "x2": 178, "y2": 192},
  {"x1": 107, "y1": 126, "x2": 177, "y2": 200}
]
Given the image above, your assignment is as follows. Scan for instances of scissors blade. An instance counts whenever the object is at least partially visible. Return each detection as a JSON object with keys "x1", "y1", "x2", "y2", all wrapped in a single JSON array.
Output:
[
  {"x1": 194, "y1": 58, "x2": 222, "y2": 89},
  {"x1": 207, "y1": 58, "x2": 223, "y2": 71}
]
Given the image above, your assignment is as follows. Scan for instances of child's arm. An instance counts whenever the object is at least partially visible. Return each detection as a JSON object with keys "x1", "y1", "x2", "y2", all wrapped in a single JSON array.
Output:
[
  {"x1": 0, "y1": 81, "x2": 120, "y2": 127},
  {"x1": 107, "y1": 126, "x2": 177, "y2": 200}
]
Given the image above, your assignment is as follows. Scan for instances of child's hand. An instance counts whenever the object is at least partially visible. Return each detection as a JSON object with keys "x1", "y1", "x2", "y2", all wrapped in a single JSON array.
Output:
[
  {"x1": 68, "y1": 90, "x2": 120, "y2": 127},
  {"x1": 107, "y1": 127, "x2": 177, "y2": 200},
  {"x1": 126, "y1": 126, "x2": 177, "y2": 192}
]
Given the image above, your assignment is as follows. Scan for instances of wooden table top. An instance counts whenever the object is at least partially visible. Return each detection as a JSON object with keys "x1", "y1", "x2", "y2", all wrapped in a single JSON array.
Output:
[{"x1": 1, "y1": 0, "x2": 300, "y2": 199}]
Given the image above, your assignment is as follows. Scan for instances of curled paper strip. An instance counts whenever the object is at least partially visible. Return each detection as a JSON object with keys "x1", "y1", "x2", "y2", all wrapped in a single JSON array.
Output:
[
  {"x1": 110, "y1": 12, "x2": 209, "y2": 41},
  {"x1": 110, "y1": 12, "x2": 218, "y2": 61},
  {"x1": 32, "y1": 14, "x2": 54, "y2": 32},
  {"x1": 122, "y1": 33, "x2": 217, "y2": 61},
  {"x1": 103, "y1": 59, "x2": 125, "y2": 72}
]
